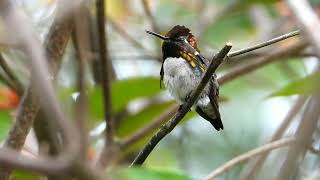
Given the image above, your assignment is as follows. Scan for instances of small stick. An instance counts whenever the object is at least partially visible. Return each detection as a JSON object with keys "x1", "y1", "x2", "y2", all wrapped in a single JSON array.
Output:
[
  {"x1": 96, "y1": 0, "x2": 114, "y2": 146},
  {"x1": 204, "y1": 137, "x2": 296, "y2": 180},
  {"x1": 228, "y1": 30, "x2": 300, "y2": 58}
]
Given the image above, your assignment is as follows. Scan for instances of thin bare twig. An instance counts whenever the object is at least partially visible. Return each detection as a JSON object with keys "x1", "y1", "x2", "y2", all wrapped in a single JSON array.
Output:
[
  {"x1": 131, "y1": 43, "x2": 232, "y2": 166},
  {"x1": 0, "y1": 53, "x2": 23, "y2": 95},
  {"x1": 141, "y1": 0, "x2": 160, "y2": 34},
  {"x1": 109, "y1": 18, "x2": 149, "y2": 52},
  {"x1": 227, "y1": 30, "x2": 300, "y2": 58},
  {"x1": 277, "y1": 95, "x2": 320, "y2": 180},
  {"x1": 204, "y1": 137, "x2": 296, "y2": 180},
  {"x1": 0, "y1": 1, "x2": 78, "y2": 179},
  {"x1": 120, "y1": 104, "x2": 179, "y2": 148},
  {"x1": 0, "y1": 147, "x2": 69, "y2": 175},
  {"x1": 0, "y1": 72, "x2": 18, "y2": 95},
  {"x1": 241, "y1": 96, "x2": 308, "y2": 180},
  {"x1": 277, "y1": 1, "x2": 320, "y2": 179},
  {"x1": 219, "y1": 41, "x2": 307, "y2": 85},
  {"x1": 96, "y1": 0, "x2": 114, "y2": 144},
  {"x1": 72, "y1": 7, "x2": 90, "y2": 159},
  {"x1": 96, "y1": 0, "x2": 116, "y2": 168}
]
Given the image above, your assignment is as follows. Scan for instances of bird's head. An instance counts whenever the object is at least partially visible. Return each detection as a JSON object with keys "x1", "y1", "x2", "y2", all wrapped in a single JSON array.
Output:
[{"x1": 146, "y1": 25, "x2": 199, "y2": 60}]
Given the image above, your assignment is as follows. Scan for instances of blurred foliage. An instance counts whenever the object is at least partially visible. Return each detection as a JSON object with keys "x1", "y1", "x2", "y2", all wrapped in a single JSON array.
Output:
[
  {"x1": 1, "y1": 0, "x2": 318, "y2": 179},
  {"x1": 88, "y1": 77, "x2": 161, "y2": 122},
  {"x1": 270, "y1": 71, "x2": 320, "y2": 97},
  {"x1": 11, "y1": 171, "x2": 42, "y2": 180},
  {"x1": 112, "y1": 167, "x2": 190, "y2": 180},
  {"x1": 204, "y1": 14, "x2": 255, "y2": 46},
  {"x1": 105, "y1": 0, "x2": 128, "y2": 20},
  {"x1": 0, "y1": 110, "x2": 12, "y2": 141},
  {"x1": 118, "y1": 102, "x2": 197, "y2": 155},
  {"x1": 117, "y1": 101, "x2": 175, "y2": 138},
  {"x1": 59, "y1": 77, "x2": 163, "y2": 127}
]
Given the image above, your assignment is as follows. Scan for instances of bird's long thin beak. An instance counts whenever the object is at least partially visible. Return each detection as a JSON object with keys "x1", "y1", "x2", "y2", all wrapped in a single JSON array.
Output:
[{"x1": 146, "y1": 30, "x2": 169, "y2": 40}]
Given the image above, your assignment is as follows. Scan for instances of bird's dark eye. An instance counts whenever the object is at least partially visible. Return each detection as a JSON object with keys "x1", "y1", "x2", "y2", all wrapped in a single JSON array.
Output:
[{"x1": 176, "y1": 36, "x2": 185, "y2": 41}]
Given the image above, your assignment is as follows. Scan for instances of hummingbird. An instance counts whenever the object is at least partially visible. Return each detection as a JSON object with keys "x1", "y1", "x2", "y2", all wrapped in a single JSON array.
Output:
[{"x1": 146, "y1": 25, "x2": 223, "y2": 131}]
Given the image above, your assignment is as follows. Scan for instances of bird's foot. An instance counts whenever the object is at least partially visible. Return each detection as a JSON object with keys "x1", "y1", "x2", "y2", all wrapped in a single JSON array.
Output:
[
  {"x1": 178, "y1": 104, "x2": 191, "y2": 112},
  {"x1": 184, "y1": 92, "x2": 192, "y2": 102}
]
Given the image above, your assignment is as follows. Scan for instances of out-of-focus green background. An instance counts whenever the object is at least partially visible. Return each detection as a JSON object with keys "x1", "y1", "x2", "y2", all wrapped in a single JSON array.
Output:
[{"x1": 1, "y1": 0, "x2": 320, "y2": 180}]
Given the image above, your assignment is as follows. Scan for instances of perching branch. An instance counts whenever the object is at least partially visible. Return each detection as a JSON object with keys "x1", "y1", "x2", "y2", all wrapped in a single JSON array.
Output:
[
  {"x1": 204, "y1": 137, "x2": 296, "y2": 180},
  {"x1": 227, "y1": 30, "x2": 300, "y2": 58},
  {"x1": 131, "y1": 43, "x2": 232, "y2": 166},
  {"x1": 123, "y1": 34, "x2": 305, "y2": 152}
]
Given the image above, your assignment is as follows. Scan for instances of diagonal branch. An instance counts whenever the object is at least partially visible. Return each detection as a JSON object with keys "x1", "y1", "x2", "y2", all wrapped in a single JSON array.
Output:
[
  {"x1": 141, "y1": 0, "x2": 160, "y2": 34},
  {"x1": 0, "y1": 53, "x2": 23, "y2": 95},
  {"x1": 131, "y1": 43, "x2": 232, "y2": 166},
  {"x1": 109, "y1": 18, "x2": 149, "y2": 52},
  {"x1": 204, "y1": 137, "x2": 296, "y2": 180},
  {"x1": 122, "y1": 37, "x2": 307, "y2": 152}
]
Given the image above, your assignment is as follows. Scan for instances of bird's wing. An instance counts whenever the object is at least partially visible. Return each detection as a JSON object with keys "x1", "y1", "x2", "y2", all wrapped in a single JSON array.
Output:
[{"x1": 208, "y1": 80, "x2": 223, "y2": 130}]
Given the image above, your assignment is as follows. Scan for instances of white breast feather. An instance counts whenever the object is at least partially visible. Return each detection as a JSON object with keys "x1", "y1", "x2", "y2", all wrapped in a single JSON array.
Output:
[{"x1": 163, "y1": 57, "x2": 199, "y2": 103}]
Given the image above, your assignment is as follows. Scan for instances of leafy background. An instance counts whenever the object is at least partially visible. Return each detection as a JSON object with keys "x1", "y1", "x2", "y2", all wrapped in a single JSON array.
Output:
[{"x1": 0, "y1": 0, "x2": 319, "y2": 179}]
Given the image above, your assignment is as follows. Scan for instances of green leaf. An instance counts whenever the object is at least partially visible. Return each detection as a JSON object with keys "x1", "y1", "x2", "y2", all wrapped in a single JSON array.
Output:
[
  {"x1": 117, "y1": 101, "x2": 175, "y2": 138},
  {"x1": 11, "y1": 170, "x2": 43, "y2": 180},
  {"x1": 117, "y1": 101, "x2": 196, "y2": 155},
  {"x1": 245, "y1": 0, "x2": 279, "y2": 4},
  {"x1": 204, "y1": 13, "x2": 255, "y2": 46},
  {"x1": 0, "y1": 110, "x2": 12, "y2": 141},
  {"x1": 89, "y1": 77, "x2": 162, "y2": 122},
  {"x1": 270, "y1": 72, "x2": 320, "y2": 97},
  {"x1": 112, "y1": 167, "x2": 191, "y2": 180}
]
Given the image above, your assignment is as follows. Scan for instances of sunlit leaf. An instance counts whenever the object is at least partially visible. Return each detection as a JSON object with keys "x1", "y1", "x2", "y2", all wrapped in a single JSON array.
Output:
[
  {"x1": 270, "y1": 72, "x2": 320, "y2": 97},
  {"x1": 112, "y1": 167, "x2": 190, "y2": 180}
]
